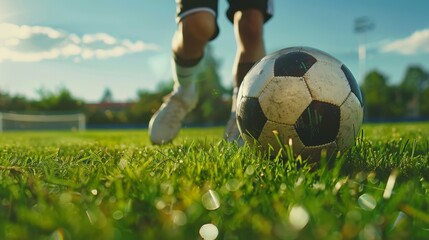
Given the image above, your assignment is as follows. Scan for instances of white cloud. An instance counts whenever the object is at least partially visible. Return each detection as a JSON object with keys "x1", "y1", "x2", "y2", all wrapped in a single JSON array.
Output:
[
  {"x1": 381, "y1": 28, "x2": 429, "y2": 55},
  {"x1": 95, "y1": 46, "x2": 126, "y2": 59},
  {"x1": 0, "y1": 23, "x2": 159, "y2": 63},
  {"x1": 82, "y1": 33, "x2": 116, "y2": 45},
  {"x1": 0, "y1": 48, "x2": 60, "y2": 62},
  {"x1": 69, "y1": 34, "x2": 81, "y2": 44},
  {"x1": 61, "y1": 44, "x2": 81, "y2": 57},
  {"x1": 4, "y1": 38, "x2": 20, "y2": 46}
]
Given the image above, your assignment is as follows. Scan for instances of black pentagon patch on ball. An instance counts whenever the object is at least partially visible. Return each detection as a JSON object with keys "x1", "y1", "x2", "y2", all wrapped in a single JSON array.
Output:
[
  {"x1": 237, "y1": 97, "x2": 267, "y2": 139},
  {"x1": 294, "y1": 100, "x2": 340, "y2": 146},
  {"x1": 274, "y1": 51, "x2": 317, "y2": 77},
  {"x1": 341, "y1": 64, "x2": 363, "y2": 106}
]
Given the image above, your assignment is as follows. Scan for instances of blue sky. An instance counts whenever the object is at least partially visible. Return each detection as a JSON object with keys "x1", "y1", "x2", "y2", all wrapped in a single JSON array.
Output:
[{"x1": 1, "y1": 0, "x2": 428, "y2": 102}]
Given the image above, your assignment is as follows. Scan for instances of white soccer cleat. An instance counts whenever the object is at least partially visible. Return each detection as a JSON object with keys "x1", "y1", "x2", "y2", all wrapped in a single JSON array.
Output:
[
  {"x1": 223, "y1": 112, "x2": 244, "y2": 146},
  {"x1": 149, "y1": 84, "x2": 198, "y2": 145}
]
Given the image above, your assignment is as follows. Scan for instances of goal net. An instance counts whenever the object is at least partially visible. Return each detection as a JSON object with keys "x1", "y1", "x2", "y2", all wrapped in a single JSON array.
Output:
[{"x1": 0, "y1": 112, "x2": 86, "y2": 132}]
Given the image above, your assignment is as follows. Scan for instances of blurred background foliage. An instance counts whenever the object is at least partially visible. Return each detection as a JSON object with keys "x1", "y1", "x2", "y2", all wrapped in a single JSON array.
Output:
[{"x1": 362, "y1": 65, "x2": 429, "y2": 121}]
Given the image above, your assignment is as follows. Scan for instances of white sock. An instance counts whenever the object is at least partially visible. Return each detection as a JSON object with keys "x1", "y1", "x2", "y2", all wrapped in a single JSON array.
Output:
[{"x1": 171, "y1": 54, "x2": 205, "y2": 89}]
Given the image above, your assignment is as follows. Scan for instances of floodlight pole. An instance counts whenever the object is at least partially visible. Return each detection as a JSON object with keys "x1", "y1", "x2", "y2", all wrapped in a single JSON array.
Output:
[{"x1": 354, "y1": 17, "x2": 375, "y2": 82}]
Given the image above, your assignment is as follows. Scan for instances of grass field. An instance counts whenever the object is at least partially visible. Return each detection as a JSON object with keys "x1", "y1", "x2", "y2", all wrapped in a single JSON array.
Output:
[{"x1": 0, "y1": 123, "x2": 428, "y2": 240}]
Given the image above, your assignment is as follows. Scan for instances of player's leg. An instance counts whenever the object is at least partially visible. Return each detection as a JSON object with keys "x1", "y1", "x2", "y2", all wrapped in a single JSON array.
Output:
[
  {"x1": 224, "y1": 0, "x2": 274, "y2": 141},
  {"x1": 149, "y1": 1, "x2": 218, "y2": 145}
]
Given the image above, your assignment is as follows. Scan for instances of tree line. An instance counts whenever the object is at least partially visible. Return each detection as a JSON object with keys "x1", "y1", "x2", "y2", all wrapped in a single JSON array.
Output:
[
  {"x1": 1, "y1": 51, "x2": 428, "y2": 125},
  {"x1": 362, "y1": 66, "x2": 429, "y2": 121}
]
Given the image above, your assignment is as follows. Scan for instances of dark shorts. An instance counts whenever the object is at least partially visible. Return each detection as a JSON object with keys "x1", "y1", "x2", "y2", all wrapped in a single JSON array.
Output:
[{"x1": 176, "y1": 0, "x2": 274, "y2": 40}]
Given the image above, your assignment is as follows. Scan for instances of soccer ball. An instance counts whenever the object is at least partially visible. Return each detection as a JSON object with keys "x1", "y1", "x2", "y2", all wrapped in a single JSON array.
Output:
[{"x1": 236, "y1": 47, "x2": 364, "y2": 160}]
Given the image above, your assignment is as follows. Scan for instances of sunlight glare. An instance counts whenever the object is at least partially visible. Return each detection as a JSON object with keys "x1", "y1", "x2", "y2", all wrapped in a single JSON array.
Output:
[
  {"x1": 289, "y1": 205, "x2": 310, "y2": 230},
  {"x1": 201, "y1": 190, "x2": 220, "y2": 210},
  {"x1": 50, "y1": 228, "x2": 65, "y2": 240},
  {"x1": 0, "y1": 2, "x2": 19, "y2": 21},
  {"x1": 199, "y1": 223, "x2": 219, "y2": 240},
  {"x1": 358, "y1": 193, "x2": 376, "y2": 211}
]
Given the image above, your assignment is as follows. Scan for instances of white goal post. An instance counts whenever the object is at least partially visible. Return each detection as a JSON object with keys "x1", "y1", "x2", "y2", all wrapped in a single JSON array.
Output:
[{"x1": 0, "y1": 112, "x2": 86, "y2": 132}]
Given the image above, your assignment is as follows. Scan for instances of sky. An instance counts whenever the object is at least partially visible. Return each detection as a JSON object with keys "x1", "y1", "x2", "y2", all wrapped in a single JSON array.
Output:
[{"x1": 0, "y1": 0, "x2": 428, "y2": 103}]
